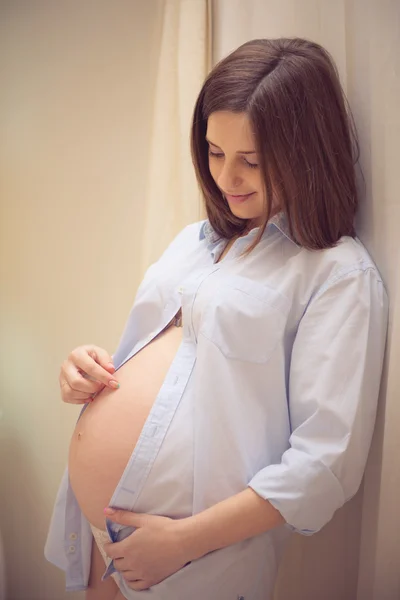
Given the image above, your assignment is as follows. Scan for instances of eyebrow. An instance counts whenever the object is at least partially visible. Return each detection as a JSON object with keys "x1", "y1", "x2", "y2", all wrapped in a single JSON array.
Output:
[{"x1": 205, "y1": 137, "x2": 257, "y2": 155}]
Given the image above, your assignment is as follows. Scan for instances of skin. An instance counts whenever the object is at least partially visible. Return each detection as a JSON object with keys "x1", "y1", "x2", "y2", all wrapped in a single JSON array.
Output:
[{"x1": 206, "y1": 110, "x2": 265, "y2": 226}]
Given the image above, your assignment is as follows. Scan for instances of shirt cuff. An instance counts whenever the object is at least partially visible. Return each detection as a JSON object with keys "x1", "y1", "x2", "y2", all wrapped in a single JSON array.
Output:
[{"x1": 247, "y1": 447, "x2": 346, "y2": 535}]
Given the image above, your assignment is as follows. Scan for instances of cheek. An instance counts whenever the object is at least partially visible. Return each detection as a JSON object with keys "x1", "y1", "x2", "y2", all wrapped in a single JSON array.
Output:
[
  {"x1": 251, "y1": 171, "x2": 263, "y2": 190},
  {"x1": 247, "y1": 173, "x2": 263, "y2": 198}
]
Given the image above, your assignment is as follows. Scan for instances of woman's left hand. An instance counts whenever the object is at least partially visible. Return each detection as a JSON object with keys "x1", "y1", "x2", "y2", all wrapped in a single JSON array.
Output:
[{"x1": 103, "y1": 508, "x2": 191, "y2": 591}]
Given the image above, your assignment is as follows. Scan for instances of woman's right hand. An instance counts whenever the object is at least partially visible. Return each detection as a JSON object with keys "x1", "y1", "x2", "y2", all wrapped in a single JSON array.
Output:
[{"x1": 59, "y1": 345, "x2": 120, "y2": 405}]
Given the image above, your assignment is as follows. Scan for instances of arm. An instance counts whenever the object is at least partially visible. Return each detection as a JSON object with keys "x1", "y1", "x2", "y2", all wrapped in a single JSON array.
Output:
[
  {"x1": 178, "y1": 487, "x2": 285, "y2": 562},
  {"x1": 178, "y1": 266, "x2": 388, "y2": 560}
]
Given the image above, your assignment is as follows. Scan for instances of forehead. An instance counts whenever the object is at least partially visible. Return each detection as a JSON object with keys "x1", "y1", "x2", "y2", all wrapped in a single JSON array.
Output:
[{"x1": 206, "y1": 111, "x2": 256, "y2": 148}]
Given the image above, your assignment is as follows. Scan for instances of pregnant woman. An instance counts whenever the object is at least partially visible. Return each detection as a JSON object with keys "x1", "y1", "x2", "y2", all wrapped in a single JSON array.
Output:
[{"x1": 45, "y1": 38, "x2": 388, "y2": 600}]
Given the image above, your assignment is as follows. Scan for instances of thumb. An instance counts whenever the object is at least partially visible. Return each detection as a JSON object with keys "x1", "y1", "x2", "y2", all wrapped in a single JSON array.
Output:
[{"x1": 104, "y1": 507, "x2": 144, "y2": 526}]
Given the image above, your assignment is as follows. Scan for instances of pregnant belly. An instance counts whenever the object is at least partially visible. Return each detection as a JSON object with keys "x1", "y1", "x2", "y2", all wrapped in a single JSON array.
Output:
[{"x1": 68, "y1": 322, "x2": 182, "y2": 530}]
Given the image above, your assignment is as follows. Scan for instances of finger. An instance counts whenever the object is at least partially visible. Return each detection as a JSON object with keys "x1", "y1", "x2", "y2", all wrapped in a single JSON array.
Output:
[
  {"x1": 60, "y1": 380, "x2": 94, "y2": 405},
  {"x1": 103, "y1": 508, "x2": 141, "y2": 527},
  {"x1": 61, "y1": 362, "x2": 104, "y2": 395},
  {"x1": 103, "y1": 541, "x2": 126, "y2": 560},
  {"x1": 113, "y1": 557, "x2": 129, "y2": 572},
  {"x1": 69, "y1": 349, "x2": 119, "y2": 389},
  {"x1": 85, "y1": 345, "x2": 116, "y2": 374}
]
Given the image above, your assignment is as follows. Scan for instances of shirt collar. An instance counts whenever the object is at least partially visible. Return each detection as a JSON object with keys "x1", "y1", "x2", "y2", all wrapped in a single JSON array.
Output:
[{"x1": 199, "y1": 212, "x2": 298, "y2": 247}]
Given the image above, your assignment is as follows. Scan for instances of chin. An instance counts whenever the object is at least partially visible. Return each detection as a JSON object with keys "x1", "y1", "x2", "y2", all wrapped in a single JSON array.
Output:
[{"x1": 230, "y1": 208, "x2": 263, "y2": 223}]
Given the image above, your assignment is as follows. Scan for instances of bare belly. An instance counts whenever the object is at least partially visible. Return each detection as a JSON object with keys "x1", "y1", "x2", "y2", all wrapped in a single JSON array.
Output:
[{"x1": 68, "y1": 321, "x2": 183, "y2": 530}]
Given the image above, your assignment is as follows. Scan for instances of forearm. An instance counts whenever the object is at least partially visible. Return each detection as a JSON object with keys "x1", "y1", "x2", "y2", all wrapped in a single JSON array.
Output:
[{"x1": 178, "y1": 487, "x2": 285, "y2": 562}]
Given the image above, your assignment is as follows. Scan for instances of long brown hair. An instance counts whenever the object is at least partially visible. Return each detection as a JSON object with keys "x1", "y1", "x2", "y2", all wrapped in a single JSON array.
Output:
[{"x1": 190, "y1": 38, "x2": 360, "y2": 252}]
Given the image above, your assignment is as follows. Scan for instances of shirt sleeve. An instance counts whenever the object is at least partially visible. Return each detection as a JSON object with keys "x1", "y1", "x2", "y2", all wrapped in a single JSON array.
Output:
[{"x1": 248, "y1": 266, "x2": 388, "y2": 535}]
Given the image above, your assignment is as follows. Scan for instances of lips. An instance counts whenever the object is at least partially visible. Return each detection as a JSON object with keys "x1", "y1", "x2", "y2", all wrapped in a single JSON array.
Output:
[{"x1": 224, "y1": 192, "x2": 256, "y2": 204}]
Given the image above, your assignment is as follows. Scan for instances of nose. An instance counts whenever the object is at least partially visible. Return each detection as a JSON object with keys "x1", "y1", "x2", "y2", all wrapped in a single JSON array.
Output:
[{"x1": 217, "y1": 162, "x2": 243, "y2": 193}]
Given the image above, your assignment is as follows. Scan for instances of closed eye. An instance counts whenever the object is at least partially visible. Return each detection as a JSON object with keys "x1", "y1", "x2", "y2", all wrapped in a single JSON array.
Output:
[
  {"x1": 208, "y1": 150, "x2": 224, "y2": 159},
  {"x1": 208, "y1": 150, "x2": 259, "y2": 169}
]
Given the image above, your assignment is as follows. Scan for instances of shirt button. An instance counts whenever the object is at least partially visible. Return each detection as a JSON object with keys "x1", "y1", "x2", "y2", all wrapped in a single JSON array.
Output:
[
  {"x1": 178, "y1": 286, "x2": 184, "y2": 294},
  {"x1": 69, "y1": 533, "x2": 77, "y2": 540},
  {"x1": 68, "y1": 545, "x2": 76, "y2": 553}
]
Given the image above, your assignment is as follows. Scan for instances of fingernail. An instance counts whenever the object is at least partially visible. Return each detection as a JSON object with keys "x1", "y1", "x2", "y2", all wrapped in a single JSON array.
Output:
[
  {"x1": 104, "y1": 507, "x2": 115, "y2": 515},
  {"x1": 107, "y1": 363, "x2": 115, "y2": 372},
  {"x1": 109, "y1": 380, "x2": 120, "y2": 389}
]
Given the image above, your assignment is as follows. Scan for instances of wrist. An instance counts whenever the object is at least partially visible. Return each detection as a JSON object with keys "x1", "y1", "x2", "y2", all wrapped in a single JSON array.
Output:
[{"x1": 173, "y1": 515, "x2": 208, "y2": 563}]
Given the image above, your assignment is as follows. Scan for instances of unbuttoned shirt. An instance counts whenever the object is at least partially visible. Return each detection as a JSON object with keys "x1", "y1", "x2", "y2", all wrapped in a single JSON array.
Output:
[{"x1": 45, "y1": 215, "x2": 388, "y2": 600}]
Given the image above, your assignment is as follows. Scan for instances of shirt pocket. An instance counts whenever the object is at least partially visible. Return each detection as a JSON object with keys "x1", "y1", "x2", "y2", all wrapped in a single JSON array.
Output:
[{"x1": 198, "y1": 274, "x2": 290, "y2": 364}]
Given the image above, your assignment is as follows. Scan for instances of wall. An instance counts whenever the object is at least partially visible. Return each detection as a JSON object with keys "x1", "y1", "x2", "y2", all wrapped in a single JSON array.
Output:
[
  {"x1": 0, "y1": 1, "x2": 163, "y2": 598},
  {"x1": 211, "y1": 1, "x2": 400, "y2": 599}
]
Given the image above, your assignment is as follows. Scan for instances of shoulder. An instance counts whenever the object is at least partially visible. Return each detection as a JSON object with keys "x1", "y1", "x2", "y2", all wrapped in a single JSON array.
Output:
[
  {"x1": 170, "y1": 220, "x2": 206, "y2": 247},
  {"x1": 305, "y1": 238, "x2": 388, "y2": 315},
  {"x1": 184, "y1": 220, "x2": 207, "y2": 241},
  {"x1": 292, "y1": 238, "x2": 388, "y2": 338},
  {"x1": 279, "y1": 236, "x2": 388, "y2": 317},
  {"x1": 303, "y1": 236, "x2": 385, "y2": 293},
  {"x1": 325, "y1": 236, "x2": 381, "y2": 275},
  {"x1": 156, "y1": 221, "x2": 206, "y2": 262}
]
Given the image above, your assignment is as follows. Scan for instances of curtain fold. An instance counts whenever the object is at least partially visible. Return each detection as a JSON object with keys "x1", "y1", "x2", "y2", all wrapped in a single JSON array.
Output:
[
  {"x1": 140, "y1": 0, "x2": 210, "y2": 272},
  {"x1": 211, "y1": 2, "x2": 400, "y2": 600}
]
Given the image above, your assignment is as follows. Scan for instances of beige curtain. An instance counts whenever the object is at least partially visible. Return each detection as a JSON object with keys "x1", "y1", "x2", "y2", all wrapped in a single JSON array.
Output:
[
  {"x1": 140, "y1": 0, "x2": 211, "y2": 272},
  {"x1": 211, "y1": 1, "x2": 400, "y2": 599},
  {"x1": 0, "y1": 1, "x2": 211, "y2": 598}
]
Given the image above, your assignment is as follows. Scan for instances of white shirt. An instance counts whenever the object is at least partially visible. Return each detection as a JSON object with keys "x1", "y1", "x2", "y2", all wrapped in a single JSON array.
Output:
[{"x1": 45, "y1": 214, "x2": 388, "y2": 600}]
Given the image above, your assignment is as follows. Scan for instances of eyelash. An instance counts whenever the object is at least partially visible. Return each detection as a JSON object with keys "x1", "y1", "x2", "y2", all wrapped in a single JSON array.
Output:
[{"x1": 208, "y1": 150, "x2": 259, "y2": 169}]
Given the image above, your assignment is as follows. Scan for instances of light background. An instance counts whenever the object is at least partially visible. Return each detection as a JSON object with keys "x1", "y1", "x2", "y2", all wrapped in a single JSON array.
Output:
[{"x1": 0, "y1": 1, "x2": 399, "y2": 599}]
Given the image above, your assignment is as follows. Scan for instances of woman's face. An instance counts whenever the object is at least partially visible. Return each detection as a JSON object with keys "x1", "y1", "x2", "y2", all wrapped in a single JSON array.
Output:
[{"x1": 206, "y1": 111, "x2": 265, "y2": 226}]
